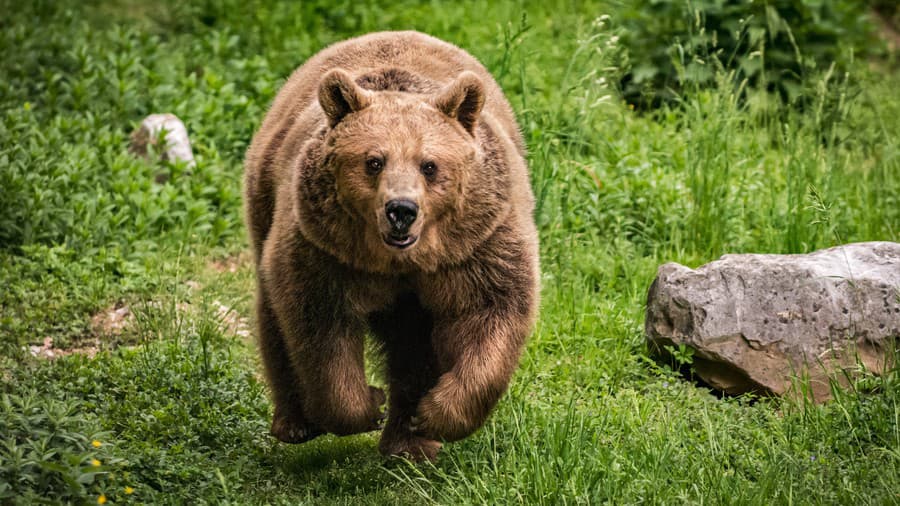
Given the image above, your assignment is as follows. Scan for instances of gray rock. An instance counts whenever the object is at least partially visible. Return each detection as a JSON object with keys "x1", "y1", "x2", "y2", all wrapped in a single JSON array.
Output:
[
  {"x1": 129, "y1": 114, "x2": 195, "y2": 178},
  {"x1": 646, "y1": 242, "x2": 900, "y2": 401}
]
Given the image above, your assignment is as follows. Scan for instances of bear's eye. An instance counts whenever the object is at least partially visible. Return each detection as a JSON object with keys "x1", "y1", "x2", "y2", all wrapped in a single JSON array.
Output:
[
  {"x1": 365, "y1": 157, "x2": 383, "y2": 175},
  {"x1": 420, "y1": 161, "x2": 437, "y2": 178}
]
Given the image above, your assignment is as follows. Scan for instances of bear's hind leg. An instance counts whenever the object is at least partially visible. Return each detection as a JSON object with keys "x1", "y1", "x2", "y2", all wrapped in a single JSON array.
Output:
[
  {"x1": 256, "y1": 288, "x2": 323, "y2": 444},
  {"x1": 370, "y1": 294, "x2": 442, "y2": 461}
]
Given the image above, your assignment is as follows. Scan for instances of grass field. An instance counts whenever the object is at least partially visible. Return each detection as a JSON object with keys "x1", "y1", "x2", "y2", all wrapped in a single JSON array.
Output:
[{"x1": 2, "y1": 0, "x2": 899, "y2": 504}]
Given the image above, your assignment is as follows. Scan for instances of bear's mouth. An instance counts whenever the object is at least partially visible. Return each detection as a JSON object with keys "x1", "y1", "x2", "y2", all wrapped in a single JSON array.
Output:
[{"x1": 383, "y1": 233, "x2": 418, "y2": 249}]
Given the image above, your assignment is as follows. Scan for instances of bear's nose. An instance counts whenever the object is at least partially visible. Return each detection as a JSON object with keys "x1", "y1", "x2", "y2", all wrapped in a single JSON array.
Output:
[{"x1": 385, "y1": 199, "x2": 418, "y2": 233}]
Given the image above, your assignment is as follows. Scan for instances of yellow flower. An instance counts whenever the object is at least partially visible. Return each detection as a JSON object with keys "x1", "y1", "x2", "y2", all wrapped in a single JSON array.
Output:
[
  {"x1": 124, "y1": 486, "x2": 134, "y2": 494},
  {"x1": 97, "y1": 494, "x2": 107, "y2": 505},
  {"x1": 92, "y1": 440, "x2": 102, "y2": 448},
  {"x1": 23, "y1": 102, "x2": 31, "y2": 111},
  {"x1": 91, "y1": 458, "x2": 101, "y2": 467}
]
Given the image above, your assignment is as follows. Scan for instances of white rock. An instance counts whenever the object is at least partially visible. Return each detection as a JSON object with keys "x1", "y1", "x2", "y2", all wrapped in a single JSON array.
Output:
[
  {"x1": 129, "y1": 113, "x2": 195, "y2": 168},
  {"x1": 645, "y1": 242, "x2": 900, "y2": 401}
]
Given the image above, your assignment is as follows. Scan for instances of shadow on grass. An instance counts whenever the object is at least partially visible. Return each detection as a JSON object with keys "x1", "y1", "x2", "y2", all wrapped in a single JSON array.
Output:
[
  {"x1": 258, "y1": 431, "x2": 414, "y2": 498},
  {"x1": 275, "y1": 434, "x2": 378, "y2": 471}
]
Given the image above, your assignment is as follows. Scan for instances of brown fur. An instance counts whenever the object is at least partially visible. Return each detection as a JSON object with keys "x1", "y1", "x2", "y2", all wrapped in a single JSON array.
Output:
[{"x1": 244, "y1": 31, "x2": 539, "y2": 461}]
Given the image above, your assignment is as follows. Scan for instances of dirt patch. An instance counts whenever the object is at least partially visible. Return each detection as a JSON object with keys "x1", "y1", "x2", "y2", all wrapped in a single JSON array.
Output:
[
  {"x1": 29, "y1": 336, "x2": 100, "y2": 360},
  {"x1": 33, "y1": 289, "x2": 253, "y2": 361},
  {"x1": 90, "y1": 304, "x2": 134, "y2": 337},
  {"x1": 26, "y1": 303, "x2": 133, "y2": 360},
  {"x1": 209, "y1": 251, "x2": 252, "y2": 274},
  {"x1": 872, "y1": 6, "x2": 900, "y2": 51},
  {"x1": 213, "y1": 300, "x2": 251, "y2": 339}
]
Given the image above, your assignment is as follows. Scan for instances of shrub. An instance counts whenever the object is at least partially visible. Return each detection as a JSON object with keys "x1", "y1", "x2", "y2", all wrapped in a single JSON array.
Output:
[
  {"x1": 618, "y1": 0, "x2": 881, "y2": 108},
  {"x1": 0, "y1": 392, "x2": 123, "y2": 503}
]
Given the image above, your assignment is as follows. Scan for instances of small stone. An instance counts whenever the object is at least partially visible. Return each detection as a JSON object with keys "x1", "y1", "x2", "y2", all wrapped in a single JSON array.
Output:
[{"x1": 645, "y1": 242, "x2": 900, "y2": 402}]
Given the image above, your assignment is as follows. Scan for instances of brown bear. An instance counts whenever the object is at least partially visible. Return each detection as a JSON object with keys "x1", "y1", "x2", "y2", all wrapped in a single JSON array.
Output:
[{"x1": 243, "y1": 31, "x2": 539, "y2": 461}]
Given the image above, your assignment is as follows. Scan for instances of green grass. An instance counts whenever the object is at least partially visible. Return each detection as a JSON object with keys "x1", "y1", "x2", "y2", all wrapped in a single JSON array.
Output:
[{"x1": 2, "y1": 0, "x2": 899, "y2": 504}]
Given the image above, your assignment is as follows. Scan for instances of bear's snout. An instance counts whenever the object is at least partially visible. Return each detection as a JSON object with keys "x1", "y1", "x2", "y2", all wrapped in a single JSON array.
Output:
[
  {"x1": 385, "y1": 199, "x2": 418, "y2": 234},
  {"x1": 383, "y1": 199, "x2": 419, "y2": 249}
]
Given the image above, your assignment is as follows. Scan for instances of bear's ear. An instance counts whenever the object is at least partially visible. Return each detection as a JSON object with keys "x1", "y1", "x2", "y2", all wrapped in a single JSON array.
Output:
[
  {"x1": 431, "y1": 71, "x2": 485, "y2": 136},
  {"x1": 318, "y1": 69, "x2": 371, "y2": 128}
]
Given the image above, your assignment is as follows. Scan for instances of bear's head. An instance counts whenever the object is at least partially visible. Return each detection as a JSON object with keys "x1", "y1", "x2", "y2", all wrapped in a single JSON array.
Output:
[{"x1": 294, "y1": 69, "x2": 511, "y2": 273}]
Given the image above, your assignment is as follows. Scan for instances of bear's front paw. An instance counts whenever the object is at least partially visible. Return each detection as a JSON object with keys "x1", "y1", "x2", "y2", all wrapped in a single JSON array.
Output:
[
  {"x1": 270, "y1": 412, "x2": 324, "y2": 444},
  {"x1": 379, "y1": 430, "x2": 442, "y2": 462},
  {"x1": 411, "y1": 375, "x2": 473, "y2": 442}
]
